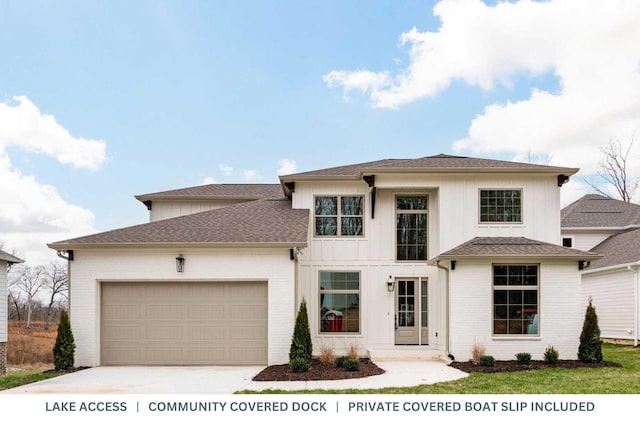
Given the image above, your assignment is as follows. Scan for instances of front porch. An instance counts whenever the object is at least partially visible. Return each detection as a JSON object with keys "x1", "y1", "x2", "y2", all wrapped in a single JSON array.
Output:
[{"x1": 367, "y1": 345, "x2": 450, "y2": 363}]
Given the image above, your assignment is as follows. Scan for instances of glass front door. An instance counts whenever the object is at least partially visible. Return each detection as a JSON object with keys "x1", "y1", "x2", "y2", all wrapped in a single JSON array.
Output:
[{"x1": 395, "y1": 278, "x2": 428, "y2": 345}]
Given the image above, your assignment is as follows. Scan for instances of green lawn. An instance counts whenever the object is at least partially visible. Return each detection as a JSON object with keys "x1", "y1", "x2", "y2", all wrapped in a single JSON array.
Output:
[
  {"x1": 0, "y1": 370, "x2": 62, "y2": 391},
  {"x1": 240, "y1": 343, "x2": 640, "y2": 394}
]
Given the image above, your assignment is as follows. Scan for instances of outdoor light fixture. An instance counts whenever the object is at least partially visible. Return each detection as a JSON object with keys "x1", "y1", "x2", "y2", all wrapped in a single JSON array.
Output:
[
  {"x1": 176, "y1": 255, "x2": 185, "y2": 273},
  {"x1": 387, "y1": 275, "x2": 395, "y2": 292}
]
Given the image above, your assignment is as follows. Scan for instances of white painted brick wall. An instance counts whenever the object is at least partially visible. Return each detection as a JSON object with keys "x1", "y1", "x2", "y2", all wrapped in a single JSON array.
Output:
[
  {"x1": 70, "y1": 248, "x2": 295, "y2": 366},
  {"x1": 449, "y1": 260, "x2": 582, "y2": 361}
]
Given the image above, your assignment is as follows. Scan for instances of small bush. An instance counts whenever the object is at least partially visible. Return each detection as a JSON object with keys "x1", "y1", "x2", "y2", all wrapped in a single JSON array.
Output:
[
  {"x1": 319, "y1": 346, "x2": 336, "y2": 366},
  {"x1": 289, "y1": 357, "x2": 311, "y2": 373},
  {"x1": 289, "y1": 299, "x2": 313, "y2": 364},
  {"x1": 52, "y1": 310, "x2": 75, "y2": 372},
  {"x1": 341, "y1": 357, "x2": 360, "y2": 372},
  {"x1": 515, "y1": 352, "x2": 531, "y2": 365},
  {"x1": 335, "y1": 356, "x2": 349, "y2": 368},
  {"x1": 578, "y1": 298, "x2": 603, "y2": 363},
  {"x1": 478, "y1": 355, "x2": 495, "y2": 367},
  {"x1": 471, "y1": 339, "x2": 486, "y2": 364},
  {"x1": 544, "y1": 345, "x2": 559, "y2": 364},
  {"x1": 347, "y1": 343, "x2": 359, "y2": 360}
]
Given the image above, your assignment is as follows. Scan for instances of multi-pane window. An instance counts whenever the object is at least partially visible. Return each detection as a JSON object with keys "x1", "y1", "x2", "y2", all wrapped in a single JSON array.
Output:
[
  {"x1": 480, "y1": 189, "x2": 522, "y2": 223},
  {"x1": 493, "y1": 265, "x2": 539, "y2": 335},
  {"x1": 315, "y1": 196, "x2": 364, "y2": 236},
  {"x1": 396, "y1": 196, "x2": 428, "y2": 261},
  {"x1": 319, "y1": 272, "x2": 360, "y2": 333}
]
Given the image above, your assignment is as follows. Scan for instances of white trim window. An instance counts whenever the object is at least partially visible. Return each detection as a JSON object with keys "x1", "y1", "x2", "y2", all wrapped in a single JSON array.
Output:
[
  {"x1": 319, "y1": 271, "x2": 360, "y2": 333},
  {"x1": 315, "y1": 196, "x2": 364, "y2": 236},
  {"x1": 480, "y1": 189, "x2": 522, "y2": 223},
  {"x1": 493, "y1": 264, "x2": 539, "y2": 336},
  {"x1": 396, "y1": 195, "x2": 428, "y2": 261}
]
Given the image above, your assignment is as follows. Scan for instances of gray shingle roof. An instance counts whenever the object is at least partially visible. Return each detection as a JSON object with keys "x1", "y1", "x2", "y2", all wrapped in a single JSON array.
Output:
[
  {"x1": 282, "y1": 154, "x2": 578, "y2": 179},
  {"x1": 585, "y1": 228, "x2": 640, "y2": 270},
  {"x1": 49, "y1": 198, "x2": 309, "y2": 248},
  {"x1": 135, "y1": 183, "x2": 284, "y2": 200},
  {"x1": 437, "y1": 237, "x2": 600, "y2": 259},
  {"x1": 561, "y1": 194, "x2": 640, "y2": 228},
  {"x1": 0, "y1": 249, "x2": 23, "y2": 264}
]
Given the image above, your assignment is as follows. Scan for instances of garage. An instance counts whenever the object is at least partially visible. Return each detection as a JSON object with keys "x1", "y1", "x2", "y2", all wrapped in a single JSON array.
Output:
[{"x1": 100, "y1": 281, "x2": 268, "y2": 366}]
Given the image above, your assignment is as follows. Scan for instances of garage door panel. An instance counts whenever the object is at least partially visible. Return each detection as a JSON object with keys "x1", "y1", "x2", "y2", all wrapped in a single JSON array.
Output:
[{"x1": 101, "y1": 282, "x2": 267, "y2": 365}]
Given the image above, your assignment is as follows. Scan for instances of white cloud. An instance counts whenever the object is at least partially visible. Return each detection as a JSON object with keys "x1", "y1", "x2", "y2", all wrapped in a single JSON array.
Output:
[
  {"x1": 243, "y1": 169, "x2": 262, "y2": 182},
  {"x1": 201, "y1": 176, "x2": 217, "y2": 185},
  {"x1": 219, "y1": 164, "x2": 233, "y2": 176},
  {"x1": 0, "y1": 96, "x2": 106, "y2": 264},
  {"x1": 0, "y1": 96, "x2": 106, "y2": 170},
  {"x1": 277, "y1": 158, "x2": 297, "y2": 176},
  {"x1": 324, "y1": 0, "x2": 640, "y2": 195}
]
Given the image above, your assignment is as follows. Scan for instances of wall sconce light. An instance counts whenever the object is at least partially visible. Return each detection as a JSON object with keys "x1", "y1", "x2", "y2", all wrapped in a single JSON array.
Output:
[
  {"x1": 387, "y1": 275, "x2": 395, "y2": 292},
  {"x1": 176, "y1": 255, "x2": 185, "y2": 273}
]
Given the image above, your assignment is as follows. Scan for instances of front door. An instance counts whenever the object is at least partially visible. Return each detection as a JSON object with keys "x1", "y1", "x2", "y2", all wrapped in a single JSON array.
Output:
[{"x1": 395, "y1": 278, "x2": 428, "y2": 345}]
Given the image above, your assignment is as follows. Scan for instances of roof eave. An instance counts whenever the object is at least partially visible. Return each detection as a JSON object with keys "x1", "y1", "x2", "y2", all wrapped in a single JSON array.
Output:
[{"x1": 48, "y1": 241, "x2": 308, "y2": 251}]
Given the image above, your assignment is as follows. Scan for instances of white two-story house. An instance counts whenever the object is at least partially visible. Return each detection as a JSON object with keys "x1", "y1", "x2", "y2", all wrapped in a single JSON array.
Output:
[{"x1": 49, "y1": 154, "x2": 599, "y2": 367}]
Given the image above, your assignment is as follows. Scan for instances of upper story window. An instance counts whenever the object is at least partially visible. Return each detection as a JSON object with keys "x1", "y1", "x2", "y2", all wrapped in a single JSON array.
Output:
[
  {"x1": 396, "y1": 196, "x2": 428, "y2": 261},
  {"x1": 562, "y1": 237, "x2": 573, "y2": 248},
  {"x1": 480, "y1": 189, "x2": 522, "y2": 223},
  {"x1": 315, "y1": 196, "x2": 364, "y2": 237}
]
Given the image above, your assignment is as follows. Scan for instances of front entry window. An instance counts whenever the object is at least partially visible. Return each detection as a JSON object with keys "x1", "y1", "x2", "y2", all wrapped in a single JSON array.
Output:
[{"x1": 319, "y1": 271, "x2": 360, "y2": 333}]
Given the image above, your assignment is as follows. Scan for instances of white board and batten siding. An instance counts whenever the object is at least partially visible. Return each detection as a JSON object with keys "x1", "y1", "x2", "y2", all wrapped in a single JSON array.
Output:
[
  {"x1": 70, "y1": 248, "x2": 295, "y2": 366},
  {"x1": 582, "y1": 268, "x2": 638, "y2": 340},
  {"x1": 149, "y1": 200, "x2": 250, "y2": 222}
]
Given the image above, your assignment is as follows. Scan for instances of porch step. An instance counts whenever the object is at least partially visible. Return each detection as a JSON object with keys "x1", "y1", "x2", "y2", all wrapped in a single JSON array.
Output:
[{"x1": 367, "y1": 346, "x2": 448, "y2": 363}]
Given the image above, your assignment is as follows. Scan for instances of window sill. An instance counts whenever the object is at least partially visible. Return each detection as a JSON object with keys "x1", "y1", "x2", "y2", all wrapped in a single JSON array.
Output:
[{"x1": 491, "y1": 336, "x2": 541, "y2": 341}]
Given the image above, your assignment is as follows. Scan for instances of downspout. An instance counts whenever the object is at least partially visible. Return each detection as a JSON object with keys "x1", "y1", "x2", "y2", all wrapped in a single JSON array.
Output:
[
  {"x1": 627, "y1": 264, "x2": 640, "y2": 347},
  {"x1": 436, "y1": 260, "x2": 452, "y2": 360},
  {"x1": 56, "y1": 250, "x2": 72, "y2": 318}
]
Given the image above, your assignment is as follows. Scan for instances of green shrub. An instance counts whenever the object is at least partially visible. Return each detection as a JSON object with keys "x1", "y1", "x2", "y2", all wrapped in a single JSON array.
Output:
[
  {"x1": 335, "y1": 356, "x2": 349, "y2": 368},
  {"x1": 479, "y1": 355, "x2": 495, "y2": 367},
  {"x1": 289, "y1": 357, "x2": 311, "y2": 373},
  {"x1": 52, "y1": 310, "x2": 75, "y2": 372},
  {"x1": 578, "y1": 298, "x2": 603, "y2": 363},
  {"x1": 544, "y1": 345, "x2": 559, "y2": 364},
  {"x1": 515, "y1": 352, "x2": 531, "y2": 365},
  {"x1": 289, "y1": 298, "x2": 313, "y2": 364},
  {"x1": 341, "y1": 358, "x2": 360, "y2": 372}
]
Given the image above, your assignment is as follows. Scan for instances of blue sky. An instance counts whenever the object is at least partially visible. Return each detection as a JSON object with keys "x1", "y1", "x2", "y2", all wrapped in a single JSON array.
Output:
[{"x1": 1, "y1": 0, "x2": 639, "y2": 264}]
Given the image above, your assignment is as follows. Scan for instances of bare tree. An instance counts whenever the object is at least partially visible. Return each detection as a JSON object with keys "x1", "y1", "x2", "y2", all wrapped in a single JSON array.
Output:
[
  {"x1": 8, "y1": 264, "x2": 47, "y2": 328},
  {"x1": 43, "y1": 262, "x2": 69, "y2": 330},
  {"x1": 585, "y1": 138, "x2": 639, "y2": 202}
]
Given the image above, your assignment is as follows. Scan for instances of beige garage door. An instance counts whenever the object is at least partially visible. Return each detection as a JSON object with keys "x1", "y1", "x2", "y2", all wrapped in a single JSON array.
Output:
[{"x1": 101, "y1": 282, "x2": 267, "y2": 366}]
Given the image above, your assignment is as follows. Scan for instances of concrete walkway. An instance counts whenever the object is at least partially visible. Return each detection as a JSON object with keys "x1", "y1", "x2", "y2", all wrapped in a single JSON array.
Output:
[{"x1": 2, "y1": 361, "x2": 468, "y2": 394}]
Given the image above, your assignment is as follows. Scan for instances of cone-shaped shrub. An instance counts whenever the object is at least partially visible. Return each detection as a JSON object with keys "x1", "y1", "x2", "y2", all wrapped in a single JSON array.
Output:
[
  {"x1": 53, "y1": 310, "x2": 76, "y2": 371},
  {"x1": 289, "y1": 298, "x2": 312, "y2": 365},
  {"x1": 578, "y1": 298, "x2": 603, "y2": 363}
]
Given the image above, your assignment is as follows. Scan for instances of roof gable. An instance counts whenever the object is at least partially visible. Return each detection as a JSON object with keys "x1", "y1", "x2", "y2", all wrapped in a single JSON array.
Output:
[
  {"x1": 135, "y1": 183, "x2": 284, "y2": 201},
  {"x1": 49, "y1": 198, "x2": 309, "y2": 248},
  {"x1": 561, "y1": 194, "x2": 640, "y2": 228},
  {"x1": 436, "y1": 237, "x2": 600, "y2": 259},
  {"x1": 281, "y1": 154, "x2": 578, "y2": 180}
]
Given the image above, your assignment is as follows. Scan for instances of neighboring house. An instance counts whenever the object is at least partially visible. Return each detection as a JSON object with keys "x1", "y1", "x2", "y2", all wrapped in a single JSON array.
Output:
[
  {"x1": 561, "y1": 194, "x2": 640, "y2": 345},
  {"x1": 49, "y1": 154, "x2": 599, "y2": 367},
  {"x1": 0, "y1": 249, "x2": 24, "y2": 375}
]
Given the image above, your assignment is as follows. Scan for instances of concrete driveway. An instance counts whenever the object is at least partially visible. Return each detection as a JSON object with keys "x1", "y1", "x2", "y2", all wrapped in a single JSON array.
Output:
[{"x1": 2, "y1": 361, "x2": 467, "y2": 394}]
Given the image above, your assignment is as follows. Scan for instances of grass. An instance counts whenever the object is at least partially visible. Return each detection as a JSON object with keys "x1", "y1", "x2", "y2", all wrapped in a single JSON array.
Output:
[
  {"x1": 0, "y1": 370, "x2": 62, "y2": 391},
  {"x1": 238, "y1": 343, "x2": 640, "y2": 394},
  {"x1": 7, "y1": 321, "x2": 57, "y2": 370}
]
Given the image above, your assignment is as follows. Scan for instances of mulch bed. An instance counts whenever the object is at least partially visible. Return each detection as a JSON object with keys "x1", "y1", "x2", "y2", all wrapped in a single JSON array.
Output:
[
  {"x1": 252, "y1": 358, "x2": 386, "y2": 381},
  {"x1": 252, "y1": 357, "x2": 622, "y2": 381},
  {"x1": 450, "y1": 359, "x2": 622, "y2": 374}
]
